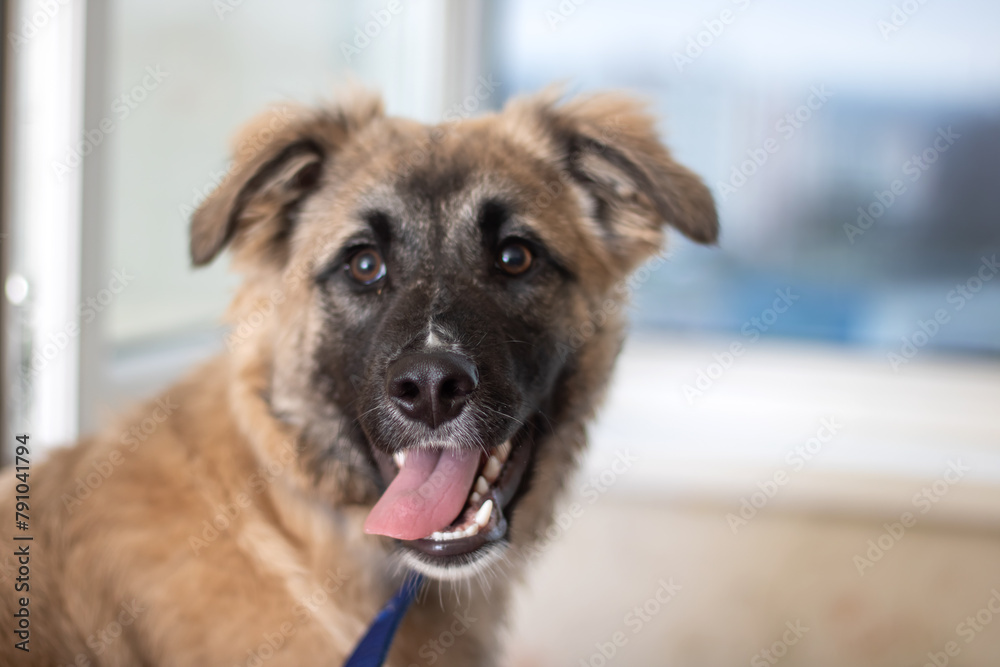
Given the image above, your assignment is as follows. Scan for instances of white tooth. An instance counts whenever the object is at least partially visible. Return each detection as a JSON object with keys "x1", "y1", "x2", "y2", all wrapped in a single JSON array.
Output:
[
  {"x1": 483, "y1": 456, "x2": 501, "y2": 481},
  {"x1": 496, "y1": 441, "x2": 511, "y2": 462},
  {"x1": 393, "y1": 451, "x2": 406, "y2": 468},
  {"x1": 475, "y1": 499, "x2": 493, "y2": 527},
  {"x1": 469, "y1": 492, "x2": 481, "y2": 505},
  {"x1": 475, "y1": 476, "x2": 489, "y2": 495},
  {"x1": 464, "y1": 523, "x2": 480, "y2": 538},
  {"x1": 430, "y1": 531, "x2": 445, "y2": 541}
]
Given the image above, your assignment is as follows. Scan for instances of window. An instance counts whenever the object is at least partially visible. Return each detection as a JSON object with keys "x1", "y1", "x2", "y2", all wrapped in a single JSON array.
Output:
[
  {"x1": 4, "y1": 0, "x2": 491, "y2": 450},
  {"x1": 487, "y1": 0, "x2": 1000, "y2": 513},
  {"x1": 6, "y1": 0, "x2": 999, "y2": 513},
  {"x1": 491, "y1": 0, "x2": 1000, "y2": 352}
]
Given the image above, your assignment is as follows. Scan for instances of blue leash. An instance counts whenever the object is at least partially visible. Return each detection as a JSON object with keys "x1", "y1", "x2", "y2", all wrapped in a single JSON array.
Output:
[{"x1": 343, "y1": 574, "x2": 424, "y2": 667}]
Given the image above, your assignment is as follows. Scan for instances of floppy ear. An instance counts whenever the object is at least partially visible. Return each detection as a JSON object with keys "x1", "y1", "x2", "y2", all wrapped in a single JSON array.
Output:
[
  {"x1": 521, "y1": 90, "x2": 718, "y2": 264},
  {"x1": 189, "y1": 92, "x2": 384, "y2": 267}
]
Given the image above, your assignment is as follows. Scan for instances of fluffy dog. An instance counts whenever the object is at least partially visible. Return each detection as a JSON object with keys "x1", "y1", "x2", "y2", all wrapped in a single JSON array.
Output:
[{"x1": 0, "y1": 87, "x2": 717, "y2": 665}]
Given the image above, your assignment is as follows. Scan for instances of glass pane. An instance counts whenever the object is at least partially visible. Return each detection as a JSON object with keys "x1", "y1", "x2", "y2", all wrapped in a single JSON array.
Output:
[
  {"x1": 103, "y1": 0, "x2": 403, "y2": 344},
  {"x1": 491, "y1": 0, "x2": 1000, "y2": 355}
]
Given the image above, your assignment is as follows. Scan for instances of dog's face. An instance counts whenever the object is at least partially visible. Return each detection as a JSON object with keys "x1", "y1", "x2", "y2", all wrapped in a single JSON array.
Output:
[{"x1": 190, "y1": 89, "x2": 717, "y2": 580}]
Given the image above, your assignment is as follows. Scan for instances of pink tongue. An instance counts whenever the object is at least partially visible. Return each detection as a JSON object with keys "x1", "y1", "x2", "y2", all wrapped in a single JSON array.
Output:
[{"x1": 364, "y1": 448, "x2": 481, "y2": 540}]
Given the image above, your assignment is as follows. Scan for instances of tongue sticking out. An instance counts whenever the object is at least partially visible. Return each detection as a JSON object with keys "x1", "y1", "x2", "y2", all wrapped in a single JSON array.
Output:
[{"x1": 364, "y1": 447, "x2": 481, "y2": 540}]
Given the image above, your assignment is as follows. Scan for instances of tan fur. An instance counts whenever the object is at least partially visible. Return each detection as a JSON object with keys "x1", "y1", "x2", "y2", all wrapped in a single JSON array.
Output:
[{"x1": 0, "y1": 87, "x2": 716, "y2": 665}]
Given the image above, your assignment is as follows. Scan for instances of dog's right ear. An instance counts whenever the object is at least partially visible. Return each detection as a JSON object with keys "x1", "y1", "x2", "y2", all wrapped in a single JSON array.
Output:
[{"x1": 189, "y1": 92, "x2": 384, "y2": 267}]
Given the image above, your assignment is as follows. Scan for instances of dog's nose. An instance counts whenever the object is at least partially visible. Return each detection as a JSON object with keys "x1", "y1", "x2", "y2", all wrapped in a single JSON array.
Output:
[{"x1": 386, "y1": 352, "x2": 479, "y2": 429}]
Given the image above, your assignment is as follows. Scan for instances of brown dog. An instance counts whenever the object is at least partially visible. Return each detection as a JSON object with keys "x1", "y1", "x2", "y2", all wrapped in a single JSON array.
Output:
[{"x1": 0, "y1": 87, "x2": 716, "y2": 665}]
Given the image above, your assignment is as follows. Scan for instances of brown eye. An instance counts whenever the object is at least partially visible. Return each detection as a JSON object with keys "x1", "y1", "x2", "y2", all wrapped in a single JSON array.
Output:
[
  {"x1": 346, "y1": 247, "x2": 386, "y2": 285},
  {"x1": 497, "y1": 241, "x2": 533, "y2": 276}
]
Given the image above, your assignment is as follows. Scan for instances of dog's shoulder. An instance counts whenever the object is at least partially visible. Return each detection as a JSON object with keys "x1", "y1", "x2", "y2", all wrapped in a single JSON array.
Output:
[{"x1": 0, "y1": 357, "x2": 269, "y2": 663}]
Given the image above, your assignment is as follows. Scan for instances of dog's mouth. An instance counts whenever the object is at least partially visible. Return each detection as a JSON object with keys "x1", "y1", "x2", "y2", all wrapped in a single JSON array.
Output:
[{"x1": 364, "y1": 425, "x2": 535, "y2": 578}]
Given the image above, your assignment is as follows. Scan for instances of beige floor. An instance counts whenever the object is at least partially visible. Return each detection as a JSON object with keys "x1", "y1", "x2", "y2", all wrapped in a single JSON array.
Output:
[{"x1": 505, "y1": 493, "x2": 1000, "y2": 667}]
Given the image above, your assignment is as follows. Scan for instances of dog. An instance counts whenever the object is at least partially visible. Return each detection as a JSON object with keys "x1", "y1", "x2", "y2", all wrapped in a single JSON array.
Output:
[{"x1": 0, "y1": 87, "x2": 717, "y2": 665}]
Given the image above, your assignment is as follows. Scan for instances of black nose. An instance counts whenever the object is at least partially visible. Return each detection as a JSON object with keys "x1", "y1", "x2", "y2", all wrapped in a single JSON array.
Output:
[{"x1": 385, "y1": 352, "x2": 479, "y2": 429}]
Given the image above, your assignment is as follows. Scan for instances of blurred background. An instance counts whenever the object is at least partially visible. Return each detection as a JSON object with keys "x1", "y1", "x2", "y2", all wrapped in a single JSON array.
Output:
[{"x1": 2, "y1": 0, "x2": 999, "y2": 665}]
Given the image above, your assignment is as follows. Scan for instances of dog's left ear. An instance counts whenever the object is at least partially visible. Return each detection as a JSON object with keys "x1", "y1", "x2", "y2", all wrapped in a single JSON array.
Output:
[
  {"x1": 518, "y1": 90, "x2": 718, "y2": 265},
  {"x1": 190, "y1": 91, "x2": 384, "y2": 267}
]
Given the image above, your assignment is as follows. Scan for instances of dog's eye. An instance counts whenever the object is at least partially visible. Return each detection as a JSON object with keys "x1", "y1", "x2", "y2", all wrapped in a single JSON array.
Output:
[
  {"x1": 345, "y1": 247, "x2": 386, "y2": 285},
  {"x1": 497, "y1": 241, "x2": 533, "y2": 276}
]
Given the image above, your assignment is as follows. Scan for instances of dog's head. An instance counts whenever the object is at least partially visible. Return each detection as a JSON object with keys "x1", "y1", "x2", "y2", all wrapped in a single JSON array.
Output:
[{"x1": 190, "y1": 88, "x2": 717, "y2": 580}]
